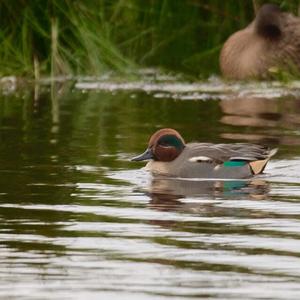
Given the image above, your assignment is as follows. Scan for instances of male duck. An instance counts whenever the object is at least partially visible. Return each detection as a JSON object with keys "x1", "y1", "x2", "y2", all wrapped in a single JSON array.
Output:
[
  {"x1": 131, "y1": 128, "x2": 277, "y2": 179},
  {"x1": 220, "y1": 4, "x2": 300, "y2": 79}
]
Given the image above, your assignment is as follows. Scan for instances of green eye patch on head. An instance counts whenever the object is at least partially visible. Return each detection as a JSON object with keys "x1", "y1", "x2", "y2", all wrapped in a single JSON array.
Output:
[{"x1": 158, "y1": 135, "x2": 185, "y2": 149}]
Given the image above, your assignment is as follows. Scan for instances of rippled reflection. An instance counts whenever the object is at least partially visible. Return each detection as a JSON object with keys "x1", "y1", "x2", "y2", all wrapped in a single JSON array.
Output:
[
  {"x1": 146, "y1": 178, "x2": 270, "y2": 217},
  {"x1": 0, "y1": 79, "x2": 300, "y2": 299},
  {"x1": 150, "y1": 177, "x2": 269, "y2": 199},
  {"x1": 220, "y1": 96, "x2": 300, "y2": 145}
]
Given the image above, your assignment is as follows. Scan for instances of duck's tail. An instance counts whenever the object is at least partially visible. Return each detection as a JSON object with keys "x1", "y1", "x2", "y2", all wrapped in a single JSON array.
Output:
[{"x1": 249, "y1": 148, "x2": 278, "y2": 175}]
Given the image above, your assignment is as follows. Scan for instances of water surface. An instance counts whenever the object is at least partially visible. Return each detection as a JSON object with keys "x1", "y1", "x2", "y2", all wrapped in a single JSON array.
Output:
[{"x1": 0, "y1": 73, "x2": 300, "y2": 299}]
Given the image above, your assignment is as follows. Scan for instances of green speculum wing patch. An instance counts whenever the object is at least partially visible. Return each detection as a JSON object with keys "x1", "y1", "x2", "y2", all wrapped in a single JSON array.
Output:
[{"x1": 223, "y1": 160, "x2": 248, "y2": 167}]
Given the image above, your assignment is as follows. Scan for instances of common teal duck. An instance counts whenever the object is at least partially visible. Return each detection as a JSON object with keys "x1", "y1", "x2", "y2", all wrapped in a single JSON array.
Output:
[
  {"x1": 220, "y1": 4, "x2": 300, "y2": 79},
  {"x1": 131, "y1": 128, "x2": 277, "y2": 179}
]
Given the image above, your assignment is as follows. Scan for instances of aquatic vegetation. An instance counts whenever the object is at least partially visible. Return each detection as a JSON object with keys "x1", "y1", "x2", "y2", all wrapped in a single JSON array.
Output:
[{"x1": 0, "y1": 0, "x2": 299, "y2": 78}]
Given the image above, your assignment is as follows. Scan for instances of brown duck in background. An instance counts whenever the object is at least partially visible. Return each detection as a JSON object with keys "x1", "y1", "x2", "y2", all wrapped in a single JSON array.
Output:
[{"x1": 220, "y1": 4, "x2": 300, "y2": 79}]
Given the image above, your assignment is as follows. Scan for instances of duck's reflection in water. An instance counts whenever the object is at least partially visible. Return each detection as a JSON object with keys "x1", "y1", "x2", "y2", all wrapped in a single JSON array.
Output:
[
  {"x1": 219, "y1": 96, "x2": 300, "y2": 145},
  {"x1": 147, "y1": 177, "x2": 269, "y2": 214}
]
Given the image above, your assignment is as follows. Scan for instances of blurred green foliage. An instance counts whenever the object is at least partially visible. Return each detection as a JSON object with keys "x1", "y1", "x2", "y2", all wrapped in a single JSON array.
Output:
[{"x1": 0, "y1": 0, "x2": 299, "y2": 78}]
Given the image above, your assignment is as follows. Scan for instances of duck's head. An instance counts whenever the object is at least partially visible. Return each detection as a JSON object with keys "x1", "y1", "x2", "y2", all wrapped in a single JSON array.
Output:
[
  {"x1": 131, "y1": 128, "x2": 185, "y2": 162},
  {"x1": 255, "y1": 4, "x2": 282, "y2": 39}
]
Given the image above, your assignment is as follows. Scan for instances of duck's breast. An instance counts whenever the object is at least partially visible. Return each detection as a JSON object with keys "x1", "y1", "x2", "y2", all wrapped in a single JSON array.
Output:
[{"x1": 220, "y1": 25, "x2": 272, "y2": 79}]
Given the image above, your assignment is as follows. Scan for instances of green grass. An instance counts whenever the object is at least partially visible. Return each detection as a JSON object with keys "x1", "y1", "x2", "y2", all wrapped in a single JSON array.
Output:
[{"x1": 0, "y1": 0, "x2": 299, "y2": 78}]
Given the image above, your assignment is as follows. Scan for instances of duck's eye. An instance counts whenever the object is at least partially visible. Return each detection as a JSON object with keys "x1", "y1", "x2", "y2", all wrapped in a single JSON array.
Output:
[
  {"x1": 159, "y1": 143, "x2": 171, "y2": 148},
  {"x1": 158, "y1": 138, "x2": 173, "y2": 147},
  {"x1": 158, "y1": 141, "x2": 170, "y2": 147},
  {"x1": 158, "y1": 135, "x2": 181, "y2": 147}
]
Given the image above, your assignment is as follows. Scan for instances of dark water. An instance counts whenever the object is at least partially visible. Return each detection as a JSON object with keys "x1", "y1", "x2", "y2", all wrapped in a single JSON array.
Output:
[{"x1": 0, "y1": 74, "x2": 300, "y2": 299}]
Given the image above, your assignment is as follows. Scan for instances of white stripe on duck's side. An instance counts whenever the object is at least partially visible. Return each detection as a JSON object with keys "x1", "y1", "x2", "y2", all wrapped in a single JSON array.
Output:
[{"x1": 188, "y1": 156, "x2": 214, "y2": 163}]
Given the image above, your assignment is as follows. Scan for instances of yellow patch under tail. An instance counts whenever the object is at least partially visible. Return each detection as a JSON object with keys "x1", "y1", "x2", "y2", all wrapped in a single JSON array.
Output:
[{"x1": 249, "y1": 148, "x2": 278, "y2": 175}]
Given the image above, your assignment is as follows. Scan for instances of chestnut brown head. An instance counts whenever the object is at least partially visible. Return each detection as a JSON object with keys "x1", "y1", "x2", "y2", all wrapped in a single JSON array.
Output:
[{"x1": 131, "y1": 128, "x2": 185, "y2": 162}]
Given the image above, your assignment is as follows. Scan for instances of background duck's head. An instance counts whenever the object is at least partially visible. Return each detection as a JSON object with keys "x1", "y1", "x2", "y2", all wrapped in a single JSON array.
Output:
[
  {"x1": 131, "y1": 128, "x2": 185, "y2": 162},
  {"x1": 255, "y1": 4, "x2": 282, "y2": 40}
]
